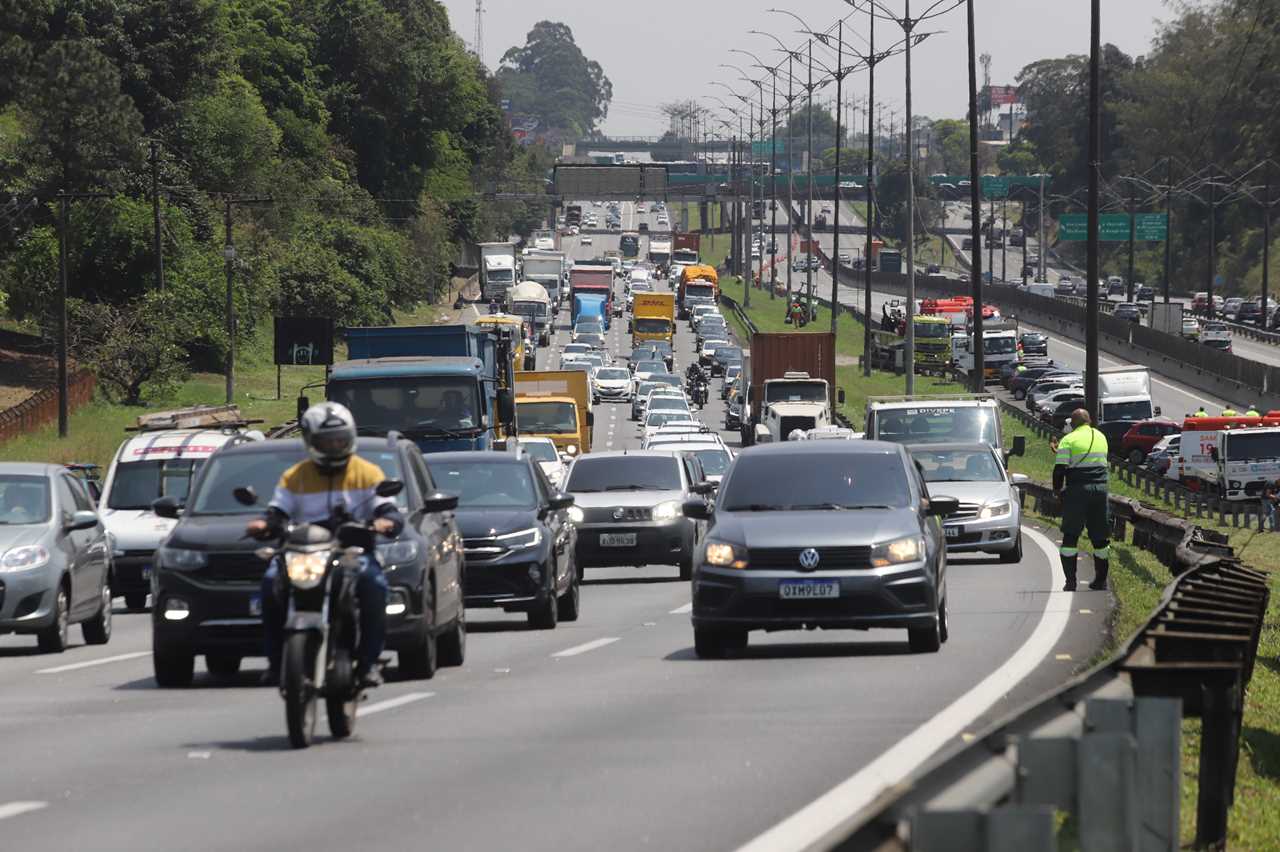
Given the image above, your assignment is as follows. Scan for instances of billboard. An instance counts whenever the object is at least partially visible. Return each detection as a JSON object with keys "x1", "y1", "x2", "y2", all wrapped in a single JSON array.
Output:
[
  {"x1": 987, "y1": 85, "x2": 1019, "y2": 107},
  {"x1": 553, "y1": 164, "x2": 669, "y2": 199}
]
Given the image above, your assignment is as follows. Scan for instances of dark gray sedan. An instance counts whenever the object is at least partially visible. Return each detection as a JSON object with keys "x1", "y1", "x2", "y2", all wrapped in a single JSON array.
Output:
[
  {"x1": 683, "y1": 441, "x2": 957, "y2": 657},
  {"x1": 0, "y1": 463, "x2": 113, "y2": 652}
]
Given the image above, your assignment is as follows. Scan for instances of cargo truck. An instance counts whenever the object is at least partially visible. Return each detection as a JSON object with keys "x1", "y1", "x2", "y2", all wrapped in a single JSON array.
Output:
[
  {"x1": 321, "y1": 324, "x2": 516, "y2": 453},
  {"x1": 479, "y1": 242, "x2": 518, "y2": 302},
  {"x1": 507, "y1": 281, "x2": 554, "y2": 346},
  {"x1": 473, "y1": 314, "x2": 533, "y2": 371},
  {"x1": 619, "y1": 231, "x2": 640, "y2": 259},
  {"x1": 864, "y1": 394, "x2": 1016, "y2": 458},
  {"x1": 1167, "y1": 415, "x2": 1280, "y2": 500},
  {"x1": 672, "y1": 233, "x2": 701, "y2": 266},
  {"x1": 954, "y1": 320, "x2": 1019, "y2": 382},
  {"x1": 570, "y1": 265, "x2": 614, "y2": 327},
  {"x1": 515, "y1": 370, "x2": 593, "y2": 457},
  {"x1": 648, "y1": 235, "x2": 673, "y2": 274},
  {"x1": 1098, "y1": 366, "x2": 1156, "y2": 423},
  {"x1": 677, "y1": 265, "x2": 719, "y2": 319},
  {"x1": 632, "y1": 293, "x2": 675, "y2": 346},
  {"x1": 739, "y1": 332, "x2": 844, "y2": 445},
  {"x1": 522, "y1": 251, "x2": 567, "y2": 309},
  {"x1": 1150, "y1": 302, "x2": 1184, "y2": 336},
  {"x1": 565, "y1": 205, "x2": 583, "y2": 227},
  {"x1": 912, "y1": 315, "x2": 953, "y2": 374}
]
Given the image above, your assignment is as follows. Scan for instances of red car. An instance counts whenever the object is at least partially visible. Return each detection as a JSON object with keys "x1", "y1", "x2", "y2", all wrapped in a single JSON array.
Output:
[{"x1": 1119, "y1": 419, "x2": 1181, "y2": 465}]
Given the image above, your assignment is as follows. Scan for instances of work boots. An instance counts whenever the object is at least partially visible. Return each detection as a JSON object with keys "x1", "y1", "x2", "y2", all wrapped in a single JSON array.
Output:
[
  {"x1": 1089, "y1": 558, "x2": 1110, "y2": 591},
  {"x1": 1061, "y1": 555, "x2": 1078, "y2": 592}
]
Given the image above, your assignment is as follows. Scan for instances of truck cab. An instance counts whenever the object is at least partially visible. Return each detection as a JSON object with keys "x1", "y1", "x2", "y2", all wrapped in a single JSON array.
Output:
[
  {"x1": 632, "y1": 293, "x2": 675, "y2": 346},
  {"x1": 954, "y1": 321, "x2": 1019, "y2": 383},
  {"x1": 759, "y1": 372, "x2": 837, "y2": 443},
  {"x1": 912, "y1": 315, "x2": 953, "y2": 373},
  {"x1": 864, "y1": 395, "x2": 1014, "y2": 459},
  {"x1": 515, "y1": 371, "x2": 593, "y2": 458}
]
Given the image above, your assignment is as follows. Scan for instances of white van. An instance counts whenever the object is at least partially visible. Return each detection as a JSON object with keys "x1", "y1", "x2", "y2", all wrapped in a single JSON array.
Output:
[{"x1": 100, "y1": 406, "x2": 263, "y2": 610}]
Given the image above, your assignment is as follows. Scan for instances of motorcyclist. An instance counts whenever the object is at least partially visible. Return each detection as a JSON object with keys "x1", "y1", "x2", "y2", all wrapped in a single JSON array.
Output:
[{"x1": 247, "y1": 402, "x2": 404, "y2": 688}]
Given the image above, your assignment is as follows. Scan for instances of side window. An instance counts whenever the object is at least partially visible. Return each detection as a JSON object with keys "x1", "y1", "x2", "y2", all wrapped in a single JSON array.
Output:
[
  {"x1": 529, "y1": 462, "x2": 553, "y2": 501},
  {"x1": 55, "y1": 476, "x2": 79, "y2": 520},
  {"x1": 66, "y1": 476, "x2": 94, "y2": 511},
  {"x1": 406, "y1": 451, "x2": 432, "y2": 502}
]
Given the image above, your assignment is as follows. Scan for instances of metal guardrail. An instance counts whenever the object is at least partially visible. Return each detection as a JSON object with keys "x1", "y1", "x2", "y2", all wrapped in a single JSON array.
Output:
[{"x1": 828, "y1": 487, "x2": 1270, "y2": 852}]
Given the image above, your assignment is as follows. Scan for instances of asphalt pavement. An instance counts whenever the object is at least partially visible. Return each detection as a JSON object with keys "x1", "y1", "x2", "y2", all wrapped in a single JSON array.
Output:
[{"x1": 0, "y1": 203, "x2": 1110, "y2": 852}]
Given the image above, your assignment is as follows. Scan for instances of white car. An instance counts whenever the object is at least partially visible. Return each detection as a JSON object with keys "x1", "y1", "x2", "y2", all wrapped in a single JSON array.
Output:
[
  {"x1": 699, "y1": 338, "x2": 729, "y2": 363},
  {"x1": 591, "y1": 367, "x2": 633, "y2": 403},
  {"x1": 519, "y1": 437, "x2": 568, "y2": 488},
  {"x1": 561, "y1": 342, "x2": 594, "y2": 360},
  {"x1": 580, "y1": 235, "x2": 593, "y2": 246},
  {"x1": 644, "y1": 394, "x2": 692, "y2": 417},
  {"x1": 690, "y1": 305, "x2": 720, "y2": 327},
  {"x1": 641, "y1": 412, "x2": 699, "y2": 441}
]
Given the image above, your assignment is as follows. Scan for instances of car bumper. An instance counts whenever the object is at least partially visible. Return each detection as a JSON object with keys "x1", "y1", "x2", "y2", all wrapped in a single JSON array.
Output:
[
  {"x1": 575, "y1": 520, "x2": 695, "y2": 568},
  {"x1": 942, "y1": 515, "x2": 1020, "y2": 553},
  {"x1": 462, "y1": 557, "x2": 552, "y2": 612},
  {"x1": 594, "y1": 386, "x2": 631, "y2": 402},
  {"x1": 114, "y1": 553, "x2": 154, "y2": 596},
  {"x1": 0, "y1": 569, "x2": 59, "y2": 633},
  {"x1": 691, "y1": 562, "x2": 938, "y2": 631}
]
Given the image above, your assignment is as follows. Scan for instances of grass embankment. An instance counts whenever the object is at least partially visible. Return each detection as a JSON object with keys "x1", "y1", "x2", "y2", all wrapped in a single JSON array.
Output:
[
  {"x1": 724, "y1": 287, "x2": 1280, "y2": 848},
  {"x1": 678, "y1": 201, "x2": 721, "y2": 232}
]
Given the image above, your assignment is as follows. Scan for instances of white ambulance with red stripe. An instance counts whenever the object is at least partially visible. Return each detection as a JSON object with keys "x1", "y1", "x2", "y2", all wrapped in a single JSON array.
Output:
[{"x1": 1167, "y1": 414, "x2": 1280, "y2": 500}]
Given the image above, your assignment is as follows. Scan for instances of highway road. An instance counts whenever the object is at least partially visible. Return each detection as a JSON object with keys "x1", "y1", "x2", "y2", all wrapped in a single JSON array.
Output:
[{"x1": 0, "y1": 200, "x2": 1109, "y2": 852}]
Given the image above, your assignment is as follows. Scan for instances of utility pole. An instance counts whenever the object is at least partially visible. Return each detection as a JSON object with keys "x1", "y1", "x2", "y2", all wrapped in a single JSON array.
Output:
[
  {"x1": 787, "y1": 54, "x2": 796, "y2": 306},
  {"x1": 1020, "y1": 190, "x2": 1028, "y2": 286},
  {"x1": 149, "y1": 140, "x2": 164, "y2": 291},
  {"x1": 1126, "y1": 183, "x2": 1136, "y2": 302},
  {"x1": 1207, "y1": 173, "x2": 1216, "y2": 319},
  {"x1": 1162, "y1": 158, "x2": 1172, "y2": 304},
  {"x1": 1038, "y1": 172, "x2": 1048, "y2": 282},
  {"x1": 805, "y1": 41, "x2": 815, "y2": 315},
  {"x1": 967, "y1": 0, "x2": 984, "y2": 391},
  {"x1": 769, "y1": 70, "x2": 779, "y2": 301},
  {"x1": 864, "y1": 9, "x2": 877, "y2": 377},
  {"x1": 903, "y1": 0, "x2": 916, "y2": 395},
  {"x1": 988, "y1": 194, "x2": 995, "y2": 280},
  {"x1": 1085, "y1": 0, "x2": 1101, "y2": 418},
  {"x1": 1000, "y1": 192, "x2": 1007, "y2": 286},
  {"x1": 830, "y1": 20, "x2": 847, "y2": 336},
  {"x1": 745, "y1": 102, "x2": 753, "y2": 309},
  {"x1": 1263, "y1": 161, "x2": 1271, "y2": 326},
  {"x1": 57, "y1": 192, "x2": 70, "y2": 438}
]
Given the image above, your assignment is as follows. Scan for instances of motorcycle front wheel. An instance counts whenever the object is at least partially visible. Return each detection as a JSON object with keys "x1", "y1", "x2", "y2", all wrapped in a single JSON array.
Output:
[
  {"x1": 326, "y1": 647, "x2": 358, "y2": 740},
  {"x1": 283, "y1": 632, "x2": 319, "y2": 749}
]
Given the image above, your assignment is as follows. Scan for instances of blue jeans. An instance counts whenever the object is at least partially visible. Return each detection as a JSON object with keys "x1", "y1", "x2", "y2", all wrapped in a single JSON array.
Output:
[{"x1": 261, "y1": 554, "x2": 388, "y2": 673}]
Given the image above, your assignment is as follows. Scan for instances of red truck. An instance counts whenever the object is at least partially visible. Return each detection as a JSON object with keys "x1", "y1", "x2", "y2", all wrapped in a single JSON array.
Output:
[
  {"x1": 569, "y1": 264, "x2": 614, "y2": 319},
  {"x1": 672, "y1": 233, "x2": 701, "y2": 265}
]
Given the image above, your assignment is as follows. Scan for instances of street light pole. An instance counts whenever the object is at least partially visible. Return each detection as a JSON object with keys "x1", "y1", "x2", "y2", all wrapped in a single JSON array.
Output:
[
  {"x1": 806, "y1": 40, "x2": 815, "y2": 316},
  {"x1": 967, "y1": 0, "x2": 984, "y2": 390},
  {"x1": 1085, "y1": 0, "x2": 1101, "y2": 418},
  {"x1": 830, "y1": 20, "x2": 846, "y2": 335},
  {"x1": 865, "y1": 7, "x2": 878, "y2": 376},
  {"x1": 903, "y1": 0, "x2": 916, "y2": 395},
  {"x1": 1038, "y1": 172, "x2": 1048, "y2": 283}
]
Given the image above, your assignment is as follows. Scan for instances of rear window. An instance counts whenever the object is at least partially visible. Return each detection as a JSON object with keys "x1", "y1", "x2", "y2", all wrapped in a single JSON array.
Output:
[{"x1": 567, "y1": 456, "x2": 682, "y2": 492}]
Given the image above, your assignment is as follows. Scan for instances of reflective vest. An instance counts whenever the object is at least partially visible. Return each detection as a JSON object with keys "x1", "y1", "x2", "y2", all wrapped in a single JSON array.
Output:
[
  {"x1": 1194, "y1": 409, "x2": 1209, "y2": 417},
  {"x1": 1222, "y1": 408, "x2": 1238, "y2": 416},
  {"x1": 1055, "y1": 424, "x2": 1110, "y2": 487},
  {"x1": 1246, "y1": 408, "x2": 1261, "y2": 417}
]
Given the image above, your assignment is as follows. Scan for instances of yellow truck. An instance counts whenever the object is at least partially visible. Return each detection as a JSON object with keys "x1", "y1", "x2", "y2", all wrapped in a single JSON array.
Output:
[
  {"x1": 473, "y1": 313, "x2": 532, "y2": 371},
  {"x1": 515, "y1": 370, "x2": 593, "y2": 457},
  {"x1": 631, "y1": 292, "x2": 675, "y2": 346},
  {"x1": 912, "y1": 315, "x2": 953, "y2": 375}
]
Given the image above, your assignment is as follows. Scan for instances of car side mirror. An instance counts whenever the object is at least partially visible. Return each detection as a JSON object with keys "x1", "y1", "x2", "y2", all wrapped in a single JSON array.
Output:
[
  {"x1": 926, "y1": 496, "x2": 960, "y2": 517},
  {"x1": 690, "y1": 481, "x2": 717, "y2": 496},
  {"x1": 547, "y1": 493, "x2": 575, "y2": 511},
  {"x1": 66, "y1": 509, "x2": 99, "y2": 532},
  {"x1": 376, "y1": 480, "x2": 404, "y2": 498},
  {"x1": 587, "y1": 411, "x2": 595, "y2": 428},
  {"x1": 681, "y1": 498, "x2": 712, "y2": 520},
  {"x1": 1154, "y1": 405, "x2": 1162, "y2": 417},
  {"x1": 422, "y1": 491, "x2": 459, "y2": 513},
  {"x1": 1010, "y1": 473, "x2": 1030, "y2": 486},
  {"x1": 152, "y1": 496, "x2": 183, "y2": 519},
  {"x1": 233, "y1": 486, "x2": 258, "y2": 506},
  {"x1": 497, "y1": 389, "x2": 516, "y2": 425}
]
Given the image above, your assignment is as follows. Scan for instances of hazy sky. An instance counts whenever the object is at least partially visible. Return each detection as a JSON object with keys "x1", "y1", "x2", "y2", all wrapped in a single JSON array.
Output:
[{"x1": 438, "y1": 0, "x2": 1174, "y2": 137}]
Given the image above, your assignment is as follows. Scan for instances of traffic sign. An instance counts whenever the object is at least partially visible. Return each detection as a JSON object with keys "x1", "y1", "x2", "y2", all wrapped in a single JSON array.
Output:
[
  {"x1": 1134, "y1": 212, "x2": 1168, "y2": 241},
  {"x1": 980, "y1": 176, "x2": 1010, "y2": 197},
  {"x1": 1058, "y1": 213, "x2": 1132, "y2": 241}
]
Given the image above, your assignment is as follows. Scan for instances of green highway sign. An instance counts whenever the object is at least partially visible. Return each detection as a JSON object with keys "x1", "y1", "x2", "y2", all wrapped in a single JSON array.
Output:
[
  {"x1": 1059, "y1": 213, "x2": 1131, "y2": 241},
  {"x1": 928, "y1": 174, "x2": 1047, "y2": 198},
  {"x1": 1134, "y1": 212, "x2": 1168, "y2": 241},
  {"x1": 981, "y1": 176, "x2": 1010, "y2": 197}
]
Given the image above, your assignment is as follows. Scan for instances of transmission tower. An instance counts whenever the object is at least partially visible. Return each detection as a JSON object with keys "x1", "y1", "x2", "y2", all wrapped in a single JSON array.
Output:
[
  {"x1": 473, "y1": 0, "x2": 484, "y2": 67},
  {"x1": 979, "y1": 52, "x2": 992, "y2": 127}
]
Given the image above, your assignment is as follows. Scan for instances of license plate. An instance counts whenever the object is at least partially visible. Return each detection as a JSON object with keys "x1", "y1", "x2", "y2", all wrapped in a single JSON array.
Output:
[
  {"x1": 779, "y1": 580, "x2": 839, "y2": 599},
  {"x1": 600, "y1": 533, "x2": 636, "y2": 547},
  {"x1": 249, "y1": 595, "x2": 262, "y2": 617},
  {"x1": 945, "y1": 526, "x2": 961, "y2": 540}
]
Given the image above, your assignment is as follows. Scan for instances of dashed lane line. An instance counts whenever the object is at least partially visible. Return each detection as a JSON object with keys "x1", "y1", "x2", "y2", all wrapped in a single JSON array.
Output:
[
  {"x1": 551, "y1": 637, "x2": 620, "y2": 658},
  {"x1": 0, "y1": 802, "x2": 47, "y2": 822},
  {"x1": 357, "y1": 691, "x2": 435, "y2": 717},
  {"x1": 35, "y1": 651, "x2": 150, "y2": 675},
  {"x1": 669, "y1": 602, "x2": 692, "y2": 615}
]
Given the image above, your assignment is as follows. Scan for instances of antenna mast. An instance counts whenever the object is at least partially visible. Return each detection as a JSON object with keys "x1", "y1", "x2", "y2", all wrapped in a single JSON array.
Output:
[{"x1": 473, "y1": 0, "x2": 485, "y2": 67}]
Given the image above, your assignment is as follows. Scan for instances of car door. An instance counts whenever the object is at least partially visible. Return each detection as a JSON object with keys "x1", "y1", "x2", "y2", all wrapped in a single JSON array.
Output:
[
  {"x1": 54, "y1": 474, "x2": 95, "y2": 618},
  {"x1": 66, "y1": 474, "x2": 109, "y2": 600},
  {"x1": 531, "y1": 463, "x2": 570, "y2": 594},
  {"x1": 406, "y1": 449, "x2": 461, "y2": 621}
]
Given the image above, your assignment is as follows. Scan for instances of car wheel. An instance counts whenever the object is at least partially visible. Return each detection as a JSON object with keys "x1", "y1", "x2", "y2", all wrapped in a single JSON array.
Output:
[
  {"x1": 1013, "y1": 388, "x2": 1026, "y2": 400},
  {"x1": 1128, "y1": 449, "x2": 1144, "y2": 466},
  {"x1": 399, "y1": 586, "x2": 438, "y2": 680},
  {"x1": 206, "y1": 654, "x2": 242, "y2": 677},
  {"x1": 124, "y1": 592, "x2": 148, "y2": 612},
  {"x1": 36, "y1": 582, "x2": 70, "y2": 653},
  {"x1": 694, "y1": 627, "x2": 746, "y2": 658},
  {"x1": 938, "y1": 599, "x2": 949, "y2": 644},
  {"x1": 153, "y1": 644, "x2": 195, "y2": 687},
  {"x1": 438, "y1": 606, "x2": 466, "y2": 668},
  {"x1": 1000, "y1": 533, "x2": 1024, "y2": 564},
  {"x1": 528, "y1": 584, "x2": 559, "y2": 630},
  {"x1": 908, "y1": 616, "x2": 942, "y2": 653},
  {"x1": 81, "y1": 579, "x2": 112, "y2": 645},
  {"x1": 557, "y1": 559, "x2": 581, "y2": 622}
]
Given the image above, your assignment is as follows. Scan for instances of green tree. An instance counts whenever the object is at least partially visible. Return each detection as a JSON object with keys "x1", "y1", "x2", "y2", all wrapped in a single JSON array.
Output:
[
  {"x1": 175, "y1": 73, "x2": 281, "y2": 192},
  {"x1": 931, "y1": 119, "x2": 970, "y2": 175},
  {"x1": 496, "y1": 21, "x2": 612, "y2": 136}
]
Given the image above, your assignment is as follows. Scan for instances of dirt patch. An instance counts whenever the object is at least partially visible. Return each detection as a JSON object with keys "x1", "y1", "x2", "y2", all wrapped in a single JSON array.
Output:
[{"x1": 0, "y1": 348, "x2": 56, "y2": 409}]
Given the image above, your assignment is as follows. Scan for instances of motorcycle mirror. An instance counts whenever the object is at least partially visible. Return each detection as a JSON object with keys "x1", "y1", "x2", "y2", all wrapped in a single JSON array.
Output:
[
  {"x1": 375, "y1": 479, "x2": 404, "y2": 498},
  {"x1": 233, "y1": 486, "x2": 259, "y2": 506}
]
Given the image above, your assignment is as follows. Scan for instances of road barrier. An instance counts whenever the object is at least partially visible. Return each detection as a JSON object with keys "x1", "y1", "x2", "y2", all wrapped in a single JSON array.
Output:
[{"x1": 824, "y1": 484, "x2": 1269, "y2": 852}]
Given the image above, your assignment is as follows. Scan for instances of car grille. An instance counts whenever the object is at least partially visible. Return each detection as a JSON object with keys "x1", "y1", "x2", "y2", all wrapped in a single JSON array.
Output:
[
  {"x1": 582, "y1": 506, "x2": 653, "y2": 523},
  {"x1": 119, "y1": 549, "x2": 154, "y2": 562},
  {"x1": 463, "y1": 537, "x2": 513, "y2": 562},
  {"x1": 746, "y1": 546, "x2": 873, "y2": 570},
  {"x1": 204, "y1": 552, "x2": 269, "y2": 584},
  {"x1": 948, "y1": 502, "x2": 982, "y2": 521}
]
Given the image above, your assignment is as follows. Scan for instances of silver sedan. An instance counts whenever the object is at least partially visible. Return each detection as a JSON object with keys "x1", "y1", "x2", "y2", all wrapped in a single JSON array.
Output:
[{"x1": 908, "y1": 443, "x2": 1027, "y2": 563}]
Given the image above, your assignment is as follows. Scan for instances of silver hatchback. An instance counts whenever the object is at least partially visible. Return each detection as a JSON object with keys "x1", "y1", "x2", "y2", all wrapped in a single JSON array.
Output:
[{"x1": 0, "y1": 464, "x2": 113, "y2": 652}]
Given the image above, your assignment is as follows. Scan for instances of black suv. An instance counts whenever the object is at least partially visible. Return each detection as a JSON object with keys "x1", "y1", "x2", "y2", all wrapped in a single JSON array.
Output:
[
  {"x1": 151, "y1": 437, "x2": 464, "y2": 686},
  {"x1": 425, "y1": 450, "x2": 579, "y2": 628}
]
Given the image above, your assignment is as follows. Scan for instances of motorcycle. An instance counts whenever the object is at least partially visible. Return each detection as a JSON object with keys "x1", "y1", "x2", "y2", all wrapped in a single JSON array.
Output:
[{"x1": 236, "y1": 479, "x2": 403, "y2": 749}]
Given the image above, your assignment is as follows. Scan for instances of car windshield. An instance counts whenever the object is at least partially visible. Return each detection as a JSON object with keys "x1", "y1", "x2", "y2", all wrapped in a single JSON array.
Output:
[
  {"x1": 1224, "y1": 432, "x2": 1280, "y2": 461},
  {"x1": 568, "y1": 456, "x2": 682, "y2": 492},
  {"x1": 635, "y1": 318, "x2": 672, "y2": 334},
  {"x1": 764, "y1": 381, "x2": 827, "y2": 403},
  {"x1": 635, "y1": 360, "x2": 665, "y2": 373},
  {"x1": 577, "y1": 334, "x2": 606, "y2": 349},
  {"x1": 713, "y1": 347, "x2": 742, "y2": 360},
  {"x1": 915, "y1": 322, "x2": 950, "y2": 339},
  {"x1": 518, "y1": 401, "x2": 578, "y2": 435},
  {"x1": 875, "y1": 406, "x2": 1000, "y2": 446},
  {"x1": 190, "y1": 449, "x2": 405, "y2": 515},
  {"x1": 595, "y1": 368, "x2": 629, "y2": 381},
  {"x1": 329, "y1": 377, "x2": 480, "y2": 436},
  {"x1": 646, "y1": 411, "x2": 693, "y2": 428},
  {"x1": 519, "y1": 441, "x2": 559, "y2": 462},
  {"x1": 574, "y1": 323, "x2": 602, "y2": 336},
  {"x1": 721, "y1": 452, "x2": 911, "y2": 510},
  {"x1": 911, "y1": 448, "x2": 1004, "y2": 482},
  {"x1": 106, "y1": 458, "x2": 203, "y2": 510},
  {"x1": 427, "y1": 460, "x2": 537, "y2": 508},
  {"x1": 0, "y1": 475, "x2": 51, "y2": 525},
  {"x1": 983, "y1": 336, "x2": 1018, "y2": 354},
  {"x1": 692, "y1": 448, "x2": 731, "y2": 476}
]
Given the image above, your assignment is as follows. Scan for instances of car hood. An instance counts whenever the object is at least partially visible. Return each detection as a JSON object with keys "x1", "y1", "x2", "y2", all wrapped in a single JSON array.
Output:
[
  {"x1": 453, "y1": 508, "x2": 539, "y2": 539},
  {"x1": 594, "y1": 379, "x2": 631, "y2": 389},
  {"x1": 712, "y1": 509, "x2": 920, "y2": 549},
  {"x1": 166, "y1": 514, "x2": 263, "y2": 553},
  {"x1": 103, "y1": 509, "x2": 176, "y2": 550},
  {"x1": 572, "y1": 490, "x2": 686, "y2": 509},
  {"x1": 922, "y1": 481, "x2": 1013, "y2": 506},
  {"x1": 0, "y1": 524, "x2": 52, "y2": 550}
]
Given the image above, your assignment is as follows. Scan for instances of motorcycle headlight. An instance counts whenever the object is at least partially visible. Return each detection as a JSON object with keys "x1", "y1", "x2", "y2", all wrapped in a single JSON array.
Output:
[
  {"x1": 284, "y1": 550, "x2": 328, "y2": 589},
  {"x1": 870, "y1": 535, "x2": 923, "y2": 567},
  {"x1": 979, "y1": 501, "x2": 1012, "y2": 520},
  {"x1": 0, "y1": 545, "x2": 50, "y2": 572},
  {"x1": 497, "y1": 527, "x2": 542, "y2": 549},
  {"x1": 652, "y1": 500, "x2": 682, "y2": 522},
  {"x1": 567, "y1": 506, "x2": 585, "y2": 524},
  {"x1": 376, "y1": 540, "x2": 420, "y2": 565},
  {"x1": 157, "y1": 546, "x2": 206, "y2": 571},
  {"x1": 704, "y1": 540, "x2": 748, "y2": 569}
]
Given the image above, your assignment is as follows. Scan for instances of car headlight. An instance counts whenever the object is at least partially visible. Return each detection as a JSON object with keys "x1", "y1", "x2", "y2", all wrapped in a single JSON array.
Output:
[
  {"x1": 157, "y1": 546, "x2": 206, "y2": 571},
  {"x1": 870, "y1": 535, "x2": 923, "y2": 567},
  {"x1": 565, "y1": 444, "x2": 578, "y2": 456},
  {"x1": 376, "y1": 540, "x2": 420, "y2": 565},
  {"x1": 497, "y1": 527, "x2": 542, "y2": 549},
  {"x1": 566, "y1": 506, "x2": 585, "y2": 524},
  {"x1": 979, "y1": 501, "x2": 1012, "y2": 520},
  {"x1": 1229, "y1": 480, "x2": 1242, "y2": 490},
  {"x1": 0, "y1": 545, "x2": 50, "y2": 572},
  {"x1": 704, "y1": 540, "x2": 748, "y2": 569},
  {"x1": 284, "y1": 550, "x2": 328, "y2": 589},
  {"x1": 652, "y1": 500, "x2": 682, "y2": 522}
]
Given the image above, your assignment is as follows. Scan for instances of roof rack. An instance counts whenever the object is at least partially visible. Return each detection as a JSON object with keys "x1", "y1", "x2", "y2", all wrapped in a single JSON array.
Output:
[{"x1": 126, "y1": 404, "x2": 262, "y2": 433}]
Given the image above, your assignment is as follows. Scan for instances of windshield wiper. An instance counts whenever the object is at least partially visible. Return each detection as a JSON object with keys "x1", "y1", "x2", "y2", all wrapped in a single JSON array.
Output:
[
  {"x1": 408, "y1": 424, "x2": 482, "y2": 439},
  {"x1": 787, "y1": 503, "x2": 849, "y2": 511},
  {"x1": 725, "y1": 503, "x2": 781, "y2": 512},
  {"x1": 603, "y1": 484, "x2": 655, "y2": 491}
]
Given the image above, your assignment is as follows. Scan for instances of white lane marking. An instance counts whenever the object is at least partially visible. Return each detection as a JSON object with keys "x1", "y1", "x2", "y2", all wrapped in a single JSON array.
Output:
[
  {"x1": 357, "y1": 691, "x2": 434, "y2": 717},
  {"x1": 551, "y1": 637, "x2": 620, "y2": 658},
  {"x1": 733, "y1": 525, "x2": 1073, "y2": 852},
  {"x1": 35, "y1": 651, "x2": 149, "y2": 674},
  {"x1": 669, "y1": 602, "x2": 692, "y2": 615},
  {"x1": 0, "y1": 801, "x2": 47, "y2": 821}
]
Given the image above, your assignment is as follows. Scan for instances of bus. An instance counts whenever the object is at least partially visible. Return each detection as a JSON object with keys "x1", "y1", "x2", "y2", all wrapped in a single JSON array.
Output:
[{"x1": 619, "y1": 231, "x2": 640, "y2": 258}]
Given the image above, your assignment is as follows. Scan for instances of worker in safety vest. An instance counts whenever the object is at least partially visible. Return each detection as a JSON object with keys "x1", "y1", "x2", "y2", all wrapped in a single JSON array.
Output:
[
  {"x1": 1194, "y1": 406, "x2": 1209, "y2": 418},
  {"x1": 1222, "y1": 406, "x2": 1238, "y2": 416},
  {"x1": 1246, "y1": 405, "x2": 1261, "y2": 417},
  {"x1": 1052, "y1": 409, "x2": 1111, "y2": 592}
]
